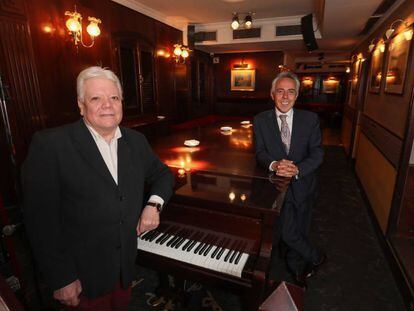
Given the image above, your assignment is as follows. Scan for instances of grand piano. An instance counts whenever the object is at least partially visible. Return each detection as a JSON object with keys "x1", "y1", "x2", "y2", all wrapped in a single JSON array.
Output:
[{"x1": 136, "y1": 118, "x2": 290, "y2": 310}]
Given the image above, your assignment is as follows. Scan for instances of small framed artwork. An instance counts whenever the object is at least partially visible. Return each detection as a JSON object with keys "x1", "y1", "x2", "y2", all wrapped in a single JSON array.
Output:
[
  {"x1": 369, "y1": 48, "x2": 385, "y2": 93},
  {"x1": 322, "y1": 78, "x2": 339, "y2": 94},
  {"x1": 385, "y1": 32, "x2": 412, "y2": 94},
  {"x1": 231, "y1": 69, "x2": 255, "y2": 91}
]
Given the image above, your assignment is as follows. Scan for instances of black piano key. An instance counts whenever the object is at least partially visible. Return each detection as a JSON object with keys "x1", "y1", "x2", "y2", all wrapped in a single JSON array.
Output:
[
  {"x1": 229, "y1": 240, "x2": 243, "y2": 263},
  {"x1": 203, "y1": 244, "x2": 214, "y2": 256},
  {"x1": 211, "y1": 245, "x2": 220, "y2": 258},
  {"x1": 149, "y1": 231, "x2": 162, "y2": 242},
  {"x1": 140, "y1": 230, "x2": 153, "y2": 240},
  {"x1": 229, "y1": 249, "x2": 238, "y2": 263},
  {"x1": 194, "y1": 241, "x2": 205, "y2": 254},
  {"x1": 146, "y1": 230, "x2": 160, "y2": 241},
  {"x1": 155, "y1": 233, "x2": 168, "y2": 244},
  {"x1": 174, "y1": 237, "x2": 186, "y2": 249},
  {"x1": 216, "y1": 246, "x2": 226, "y2": 260},
  {"x1": 224, "y1": 249, "x2": 234, "y2": 262},
  {"x1": 182, "y1": 239, "x2": 193, "y2": 251},
  {"x1": 234, "y1": 250, "x2": 243, "y2": 265},
  {"x1": 187, "y1": 240, "x2": 198, "y2": 252},
  {"x1": 199, "y1": 242, "x2": 209, "y2": 255},
  {"x1": 159, "y1": 234, "x2": 172, "y2": 245},
  {"x1": 167, "y1": 234, "x2": 181, "y2": 247}
]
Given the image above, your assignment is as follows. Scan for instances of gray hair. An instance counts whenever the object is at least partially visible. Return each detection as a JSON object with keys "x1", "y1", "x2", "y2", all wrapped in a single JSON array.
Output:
[
  {"x1": 270, "y1": 71, "x2": 300, "y2": 97},
  {"x1": 77, "y1": 66, "x2": 123, "y2": 102}
]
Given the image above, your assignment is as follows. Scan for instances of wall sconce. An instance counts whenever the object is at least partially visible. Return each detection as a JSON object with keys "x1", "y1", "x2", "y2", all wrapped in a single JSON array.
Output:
[
  {"x1": 65, "y1": 6, "x2": 101, "y2": 48},
  {"x1": 173, "y1": 44, "x2": 190, "y2": 63},
  {"x1": 385, "y1": 19, "x2": 413, "y2": 41},
  {"x1": 231, "y1": 12, "x2": 254, "y2": 30}
]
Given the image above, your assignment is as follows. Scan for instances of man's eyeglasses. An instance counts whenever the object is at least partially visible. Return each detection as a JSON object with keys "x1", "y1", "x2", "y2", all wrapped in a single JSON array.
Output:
[{"x1": 275, "y1": 88, "x2": 296, "y2": 97}]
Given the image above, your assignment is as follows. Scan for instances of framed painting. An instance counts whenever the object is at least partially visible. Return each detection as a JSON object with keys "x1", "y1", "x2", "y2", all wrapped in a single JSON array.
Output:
[
  {"x1": 231, "y1": 69, "x2": 255, "y2": 91},
  {"x1": 385, "y1": 32, "x2": 412, "y2": 94},
  {"x1": 322, "y1": 78, "x2": 339, "y2": 94},
  {"x1": 368, "y1": 47, "x2": 385, "y2": 93}
]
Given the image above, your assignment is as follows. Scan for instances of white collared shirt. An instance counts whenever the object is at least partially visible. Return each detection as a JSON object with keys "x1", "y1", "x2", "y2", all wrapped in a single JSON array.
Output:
[
  {"x1": 84, "y1": 120, "x2": 164, "y2": 205},
  {"x1": 85, "y1": 122, "x2": 122, "y2": 184}
]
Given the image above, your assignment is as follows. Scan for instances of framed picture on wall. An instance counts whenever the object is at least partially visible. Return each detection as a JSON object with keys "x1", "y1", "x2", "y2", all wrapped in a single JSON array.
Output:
[
  {"x1": 368, "y1": 48, "x2": 385, "y2": 93},
  {"x1": 231, "y1": 69, "x2": 255, "y2": 91},
  {"x1": 385, "y1": 32, "x2": 412, "y2": 94},
  {"x1": 322, "y1": 78, "x2": 339, "y2": 94}
]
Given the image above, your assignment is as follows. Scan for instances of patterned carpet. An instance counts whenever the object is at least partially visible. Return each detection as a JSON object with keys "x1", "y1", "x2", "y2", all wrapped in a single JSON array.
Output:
[{"x1": 129, "y1": 146, "x2": 407, "y2": 311}]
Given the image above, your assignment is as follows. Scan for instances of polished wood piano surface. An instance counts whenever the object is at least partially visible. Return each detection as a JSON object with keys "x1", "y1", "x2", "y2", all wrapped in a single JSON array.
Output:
[{"x1": 137, "y1": 119, "x2": 289, "y2": 310}]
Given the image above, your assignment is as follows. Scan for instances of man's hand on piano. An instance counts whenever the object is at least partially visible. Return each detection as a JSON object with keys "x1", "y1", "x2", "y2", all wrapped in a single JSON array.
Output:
[{"x1": 136, "y1": 205, "x2": 160, "y2": 236}]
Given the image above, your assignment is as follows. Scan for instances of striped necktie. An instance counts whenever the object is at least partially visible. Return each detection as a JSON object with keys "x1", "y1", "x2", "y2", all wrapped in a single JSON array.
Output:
[{"x1": 279, "y1": 114, "x2": 290, "y2": 153}]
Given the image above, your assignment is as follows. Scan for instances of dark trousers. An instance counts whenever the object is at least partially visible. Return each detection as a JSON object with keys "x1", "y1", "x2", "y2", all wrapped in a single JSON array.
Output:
[{"x1": 277, "y1": 199, "x2": 319, "y2": 274}]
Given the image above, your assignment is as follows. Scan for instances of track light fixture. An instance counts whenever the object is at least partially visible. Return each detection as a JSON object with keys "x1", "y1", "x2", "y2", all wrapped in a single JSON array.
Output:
[
  {"x1": 230, "y1": 12, "x2": 254, "y2": 30},
  {"x1": 231, "y1": 13, "x2": 239, "y2": 30}
]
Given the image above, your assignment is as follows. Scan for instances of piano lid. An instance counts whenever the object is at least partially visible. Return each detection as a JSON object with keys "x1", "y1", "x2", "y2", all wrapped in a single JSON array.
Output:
[{"x1": 172, "y1": 169, "x2": 289, "y2": 214}]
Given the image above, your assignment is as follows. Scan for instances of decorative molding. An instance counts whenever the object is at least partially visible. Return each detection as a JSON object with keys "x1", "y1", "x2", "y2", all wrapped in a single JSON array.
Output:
[{"x1": 110, "y1": 0, "x2": 186, "y2": 30}]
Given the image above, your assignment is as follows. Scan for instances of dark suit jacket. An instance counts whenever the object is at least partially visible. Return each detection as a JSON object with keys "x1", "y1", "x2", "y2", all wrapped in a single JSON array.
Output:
[
  {"x1": 22, "y1": 120, "x2": 173, "y2": 298},
  {"x1": 253, "y1": 108, "x2": 323, "y2": 203}
]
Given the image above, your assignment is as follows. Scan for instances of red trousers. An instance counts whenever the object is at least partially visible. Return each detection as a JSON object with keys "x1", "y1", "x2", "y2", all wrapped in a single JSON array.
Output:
[{"x1": 65, "y1": 283, "x2": 131, "y2": 311}]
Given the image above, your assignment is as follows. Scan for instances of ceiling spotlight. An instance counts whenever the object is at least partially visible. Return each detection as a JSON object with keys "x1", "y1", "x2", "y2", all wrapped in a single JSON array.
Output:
[
  {"x1": 245, "y1": 14, "x2": 252, "y2": 29},
  {"x1": 231, "y1": 14, "x2": 239, "y2": 30}
]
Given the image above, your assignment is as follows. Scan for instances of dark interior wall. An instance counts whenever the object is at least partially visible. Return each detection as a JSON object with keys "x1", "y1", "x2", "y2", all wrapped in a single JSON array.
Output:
[
  {"x1": 24, "y1": 0, "x2": 181, "y2": 128},
  {"x1": 213, "y1": 51, "x2": 284, "y2": 116}
]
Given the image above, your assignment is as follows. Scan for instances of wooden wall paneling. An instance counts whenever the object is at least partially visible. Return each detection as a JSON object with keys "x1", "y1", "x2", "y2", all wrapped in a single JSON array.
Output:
[
  {"x1": 0, "y1": 3, "x2": 44, "y2": 164},
  {"x1": 388, "y1": 87, "x2": 414, "y2": 236},
  {"x1": 360, "y1": 114, "x2": 403, "y2": 168},
  {"x1": 174, "y1": 63, "x2": 190, "y2": 122},
  {"x1": 355, "y1": 133, "x2": 397, "y2": 233},
  {"x1": 397, "y1": 165, "x2": 414, "y2": 236}
]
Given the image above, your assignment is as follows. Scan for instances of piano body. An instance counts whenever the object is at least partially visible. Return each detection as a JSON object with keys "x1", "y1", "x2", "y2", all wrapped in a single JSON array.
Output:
[{"x1": 136, "y1": 119, "x2": 289, "y2": 310}]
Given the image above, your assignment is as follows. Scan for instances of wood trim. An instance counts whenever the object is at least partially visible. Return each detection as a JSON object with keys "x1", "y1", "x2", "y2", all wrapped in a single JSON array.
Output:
[
  {"x1": 343, "y1": 104, "x2": 355, "y2": 120},
  {"x1": 360, "y1": 114, "x2": 403, "y2": 168},
  {"x1": 388, "y1": 87, "x2": 414, "y2": 235}
]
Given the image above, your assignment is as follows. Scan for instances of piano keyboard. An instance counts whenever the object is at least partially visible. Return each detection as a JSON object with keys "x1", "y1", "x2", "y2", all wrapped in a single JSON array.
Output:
[{"x1": 137, "y1": 225, "x2": 250, "y2": 278}]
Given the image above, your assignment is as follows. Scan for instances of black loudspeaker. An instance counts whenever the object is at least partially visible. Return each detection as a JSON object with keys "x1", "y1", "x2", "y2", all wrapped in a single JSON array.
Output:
[
  {"x1": 301, "y1": 14, "x2": 318, "y2": 51},
  {"x1": 187, "y1": 25, "x2": 195, "y2": 50},
  {"x1": 259, "y1": 282, "x2": 304, "y2": 311}
]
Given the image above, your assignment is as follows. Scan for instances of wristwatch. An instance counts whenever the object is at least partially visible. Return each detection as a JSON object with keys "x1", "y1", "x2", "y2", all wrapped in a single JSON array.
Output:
[{"x1": 147, "y1": 201, "x2": 163, "y2": 213}]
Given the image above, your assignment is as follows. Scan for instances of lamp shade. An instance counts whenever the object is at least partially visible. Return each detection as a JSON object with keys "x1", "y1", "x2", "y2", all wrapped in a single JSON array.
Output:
[
  {"x1": 86, "y1": 22, "x2": 100, "y2": 37},
  {"x1": 66, "y1": 18, "x2": 81, "y2": 32}
]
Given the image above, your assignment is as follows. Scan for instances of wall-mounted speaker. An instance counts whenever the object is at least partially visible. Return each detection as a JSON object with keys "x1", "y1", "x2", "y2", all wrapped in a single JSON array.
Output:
[
  {"x1": 301, "y1": 14, "x2": 318, "y2": 52},
  {"x1": 187, "y1": 25, "x2": 195, "y2": 49}
]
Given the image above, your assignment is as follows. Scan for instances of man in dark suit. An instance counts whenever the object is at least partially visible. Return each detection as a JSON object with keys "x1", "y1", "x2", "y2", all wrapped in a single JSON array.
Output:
[
  {"x1": 253, "y1": 71, "x2": 324, "y2": 286},
  {"x1": 22, "y1": 66, "x2": 173, "y2": 309}
]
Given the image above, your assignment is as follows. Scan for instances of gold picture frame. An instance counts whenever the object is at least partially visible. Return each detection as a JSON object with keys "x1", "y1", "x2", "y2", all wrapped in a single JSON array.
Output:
[
  {"x1": 368, "y1": 48, "x2": 385, "y2": 93},
  {"x1": 385, "y1": 32, "x2": 412, "y2": 94},
  {"x1": 231, "y1": 69, "x2": 256, "y2": 91}
]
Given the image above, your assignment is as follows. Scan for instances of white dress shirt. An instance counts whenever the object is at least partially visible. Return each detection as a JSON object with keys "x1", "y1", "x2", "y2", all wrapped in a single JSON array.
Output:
[
  {"x1": 269, "y1": 108, "x2": 294, "y2": 171},
  {"x1": 84, "y1": 120, "x2": 164, "y2": 205}
]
